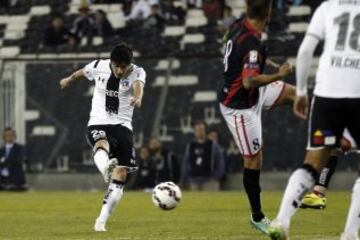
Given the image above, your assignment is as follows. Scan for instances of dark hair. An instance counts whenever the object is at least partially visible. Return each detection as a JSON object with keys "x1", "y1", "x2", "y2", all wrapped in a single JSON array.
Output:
[
  {"x1": 194, "y1": 120, "x2": 207, "y2": 129},
  {"x1": 110, "y1": 43, "x2": 133, "y2": 65},
  {"x1": 246, "y1": 0, "x2": 272, "y2": 20},
  {"x1": 3, "y1": 127, "x2": 15, "y2": 135},
  {"x1": 224, "y1": 5, "x2": 232, "y2": 12},
  {"x1": 4, "y1": 127, "x2": 13, "y2": 132}
]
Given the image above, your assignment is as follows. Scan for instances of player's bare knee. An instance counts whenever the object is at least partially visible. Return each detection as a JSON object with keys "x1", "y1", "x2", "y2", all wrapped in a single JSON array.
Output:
[
  {"x1": 93, "y1": 140, "x2": 109, "y2": 154},
  {"x1": 304, "y1": 149, "x2": 332, "y2": 172},
  {"x1": 243, "y1": 151, "x2": 262, "y2": 170},
  {"x1": 112, "y1": 167, "x2": 127, "y2": 182},
  {"x1": 282, "y1": 84, "x2": 296, "y2": 104}
]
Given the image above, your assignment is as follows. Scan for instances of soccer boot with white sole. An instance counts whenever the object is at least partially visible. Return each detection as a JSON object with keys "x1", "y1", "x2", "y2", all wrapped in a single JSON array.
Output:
[
  {"x1": 103, "y1": 158, "x2": 118, "y2": 183},
  {"x1": 94, "y1": 218, "x2": 107, "y2": 232},
  {"x1": 300, "y1": 192, "x2": 327, "y2": 209},
  {"x1": 268, "y1": 219, "x2": 289, "y2": 240},
  {"x1": 250, "y1": 216, "x2": 271, "y2": 235},
  {"x1": 340, "y1": 232, "x2": 360, "y2": 240}
]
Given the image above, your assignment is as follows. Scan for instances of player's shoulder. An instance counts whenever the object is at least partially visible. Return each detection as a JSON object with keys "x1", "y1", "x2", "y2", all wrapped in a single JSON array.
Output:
[
  {"x1": 86, "y1": 59, "x2": 109, "y2": 69},
  {"x1": 129, "y1": 64, "x2": 146, "y2": 82},
  {"x1": 131, "y1": 63, "x2": 145, "y2": 73},
  {"x1": 130, "y1": 64, "x2": 146, "y2": 76}
]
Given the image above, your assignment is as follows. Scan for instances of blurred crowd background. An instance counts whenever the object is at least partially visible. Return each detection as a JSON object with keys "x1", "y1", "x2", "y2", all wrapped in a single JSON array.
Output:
[{"x1": 0, "y1": 0, "x2": 358, "y2": 191}]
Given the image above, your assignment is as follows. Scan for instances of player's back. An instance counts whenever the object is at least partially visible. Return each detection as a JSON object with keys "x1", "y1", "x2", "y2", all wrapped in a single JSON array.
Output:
[
  {"x1": 218, "y1": 18, "x2": 266, "y2": 109},
  {"x1": 311, "y1": 0, "x2": 360, "y2": 98}
]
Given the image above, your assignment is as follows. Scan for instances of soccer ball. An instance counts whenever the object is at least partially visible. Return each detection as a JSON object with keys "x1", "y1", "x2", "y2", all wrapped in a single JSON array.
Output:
[{"x1": 152, "y1": 182, "x2": 182, "y2": 210}]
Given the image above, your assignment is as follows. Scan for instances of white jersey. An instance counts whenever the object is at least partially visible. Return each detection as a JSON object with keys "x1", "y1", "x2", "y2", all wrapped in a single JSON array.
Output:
[
  {"x1": 83, "y1": 59, "x2": 146, "y2": 131},
  {"x1": 308, "y1": 0, "x2": 360, "y2": 98}
]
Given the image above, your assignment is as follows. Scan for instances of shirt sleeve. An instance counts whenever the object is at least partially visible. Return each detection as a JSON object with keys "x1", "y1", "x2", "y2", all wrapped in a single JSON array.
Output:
[
  {"x1": 306, "y1": 2, "x2": 327, "y2": 41},
  {"x1": 83, "y1": 60, "x2": 99, "y2": 81},
  {"x1": 133, "y1": 67, "x2": 146, "y2": 84},
  {"x1": 241, "y1": 42, "x2": 266, "y2": 80}
]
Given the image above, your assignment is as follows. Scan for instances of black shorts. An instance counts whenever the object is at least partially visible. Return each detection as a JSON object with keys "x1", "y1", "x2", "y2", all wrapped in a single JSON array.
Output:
[
  {"x1": 308, "y1": 96, "x2": 360, "y2": 149},
  {"x1": 87, "y1": 124, "x2": 137, "y2": 172}
]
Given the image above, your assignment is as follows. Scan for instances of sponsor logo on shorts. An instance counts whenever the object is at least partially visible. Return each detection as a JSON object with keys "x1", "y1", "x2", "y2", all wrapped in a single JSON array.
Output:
[{"x1": 313, "y1": 130, "x2": 324, "y2": 145}]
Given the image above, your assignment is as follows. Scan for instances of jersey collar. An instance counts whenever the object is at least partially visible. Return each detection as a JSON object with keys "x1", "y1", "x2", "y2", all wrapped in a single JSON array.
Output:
[{"x1": 243, "y1": 18, "x2": 262, "y2": 39}]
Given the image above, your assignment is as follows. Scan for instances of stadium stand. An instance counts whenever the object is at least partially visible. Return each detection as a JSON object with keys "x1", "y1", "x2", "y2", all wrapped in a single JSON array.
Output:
[{"x1": 0, "y1": 0, "x2": 358, "y2": 175}]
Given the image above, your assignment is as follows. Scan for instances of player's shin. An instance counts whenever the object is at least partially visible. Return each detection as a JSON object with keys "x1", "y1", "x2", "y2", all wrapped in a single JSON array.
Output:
[
  {"x1": 343, "y1": 178, "x2": 360, "y2": 238},
  {"x1": 243, "y1": 168, "x2": 264, "y2": 221},
  {"x1": 93, "y1": 148, "x2": 109, "y2": 175},
  {"x1": 98, "y1": 180, "x2": 125, "y2": 223},
  {"x1": 275, "y1": 164, "x2": 318, "y2": 229},
  {"x1": 315, "y1": 155, "x2": 338, "y2": 195}
]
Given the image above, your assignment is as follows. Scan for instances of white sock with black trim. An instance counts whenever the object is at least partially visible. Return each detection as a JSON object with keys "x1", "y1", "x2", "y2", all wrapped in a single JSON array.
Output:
[
  {"x1": 343, "y1": 178, "x2": 360, "y2": 238},
  {"x1": 98, "y1": 180, "x2": 124, "y2": 223},
  {"x1": 275, "y1": 164, "x2": 317, "y2": 229},
  {"x1": 93, "y1": 149, "x2": 109, "y2": 175}
]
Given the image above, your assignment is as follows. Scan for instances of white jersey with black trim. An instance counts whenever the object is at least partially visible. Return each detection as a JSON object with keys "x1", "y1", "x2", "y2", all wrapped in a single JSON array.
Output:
[
  {"x1": 83, "y1": 59, "x2": 146, "y2": 131},
  {"x1": 308, "y1": 0, "x2": 360, "y2": 98}
]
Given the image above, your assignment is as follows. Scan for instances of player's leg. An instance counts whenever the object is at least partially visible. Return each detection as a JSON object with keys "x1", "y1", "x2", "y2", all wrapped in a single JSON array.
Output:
[
  {"x1": 263, "y1": 83, "x2": 295, "y2": 110},
  {"x1": 341, "y1": 100, "x2": 360, "y2": 240},
  {"x1": 87, "y1": 126, "x2": 117, "y2": 183},
  {"x1": 219, "y1": 103, "x2": 269, "y2": 235},
  {"x1": 300, "y1": 149, "x2": 339, "y2": 209},
  {"x1": 341, "y1": 177, "x2": 360, "y2": 240},
  {"x1": 269, "y1": 96, "x2": 345, "y2": 240},
  {"x1": 243, "y1": 151, "x2": 271, "y2": 234},
  {"x1": 94, "y1": 125, "x2": 137, "y2": 232},
  {"x1": 95, "y1": 166, "x2": 128, "y2": 232}
]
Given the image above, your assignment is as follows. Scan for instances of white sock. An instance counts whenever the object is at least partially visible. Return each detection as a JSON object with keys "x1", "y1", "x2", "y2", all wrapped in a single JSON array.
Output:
[
  {"x1": 98, "y1": 181, "x2": 124, "y2": 223},
  {"x1": 343, "y1": 178, "x2": 360, "y2": 237},
  {"x1": 94, "y1": 149, "x2": 109, "y2": 175},
  {"x1": 276, "y1": 167, "x2": 316, "y2": 229}
]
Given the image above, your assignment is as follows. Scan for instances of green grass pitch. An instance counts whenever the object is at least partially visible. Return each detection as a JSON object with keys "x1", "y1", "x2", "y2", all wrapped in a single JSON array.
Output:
[{"x1": 0, "y1": 191, "x2": 354, "y2": 240}]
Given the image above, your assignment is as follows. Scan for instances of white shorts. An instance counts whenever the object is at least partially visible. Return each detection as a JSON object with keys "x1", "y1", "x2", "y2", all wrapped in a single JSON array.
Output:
[{"x1": 220, "y1": 81, "x2": 285, "y2": 157}]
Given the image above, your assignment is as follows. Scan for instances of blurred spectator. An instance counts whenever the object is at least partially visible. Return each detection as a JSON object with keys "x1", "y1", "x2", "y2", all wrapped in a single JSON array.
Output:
[
  {"x1": 72, "y1": 5, "x2": 95, "y2": 45},
  {"x1": 202, "y1": 0, "x2": 224, "y2": 21},
  {"x1": 161, "y1": 0, "x2": 186, "y2": 24},
  {"x1": 207, "y1": 128, "x2": 224, "y2": 153},
  {"x1": 134, "y1": 146, "x2": 155, "y2": 190},
  {"x1": 148, "y1": 136, "x2": 180, "y2": 184},
  {"x1": 143, "y1": 3, "x2": 165, "y2": 30},
  {"x1": 225, "y1": 139, "x2": 242, "y2": 173},
  {"x1": 124, "y1": 0, "x2": 152, "y2": 22},
  {"x1": 0, "y1": 127, "x2": 27, "y2": 191},
  {"x1": 186, "y1": 0, "x2": 202, "y2": 8},
  {"x1": 43, "y1": 14, "x2": 77, "y2": 47},
  {"x1": 218, "y1": 5, "x2": 236, "y2": 33},
  {"x1": 181, "y1": 121, "x2": 224, "y2": 191},
  {"x1": 94, "y1": 10, "x2": 114, "y2": 40},
  {"x1": 277, "y1": 0, "x2": 302, "y2": 9}
]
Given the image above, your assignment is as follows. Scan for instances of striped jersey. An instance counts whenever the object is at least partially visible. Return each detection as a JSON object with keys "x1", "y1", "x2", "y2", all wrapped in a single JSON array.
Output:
[
  {"x1": 83, "y1": 59, "x2": 146, "y2": 131},
  {"x1": 218, "y1": 18, "x2": 267, "y2": 109}
]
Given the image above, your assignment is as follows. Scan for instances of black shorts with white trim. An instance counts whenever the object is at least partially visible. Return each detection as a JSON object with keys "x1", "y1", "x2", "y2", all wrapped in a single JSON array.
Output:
[{"x1": 308, "y1": 96, "x2": 360, "y2": 149}]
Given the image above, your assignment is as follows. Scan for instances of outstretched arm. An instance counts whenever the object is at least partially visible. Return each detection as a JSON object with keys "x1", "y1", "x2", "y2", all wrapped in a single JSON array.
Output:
[
  {"x1": 243, "y1": 63, "x2": 293, "y2": 89},
  {"x1": 59, "y1": 69, "x2": 85, "y2": 89}
]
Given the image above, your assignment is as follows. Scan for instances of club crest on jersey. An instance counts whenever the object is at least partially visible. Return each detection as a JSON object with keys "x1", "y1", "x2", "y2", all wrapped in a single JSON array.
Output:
[
  {"x1": 121, "y1": 80, "x2": 130, "y2": 87},
  {"x1": 249, "y1": 50, "x2": 258, "y2": 63}
]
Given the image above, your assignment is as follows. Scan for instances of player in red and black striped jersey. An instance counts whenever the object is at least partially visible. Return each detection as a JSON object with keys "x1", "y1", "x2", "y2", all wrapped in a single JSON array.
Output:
[{"x1": 218, "y1": 0, "x2": 295, "y2": 236}]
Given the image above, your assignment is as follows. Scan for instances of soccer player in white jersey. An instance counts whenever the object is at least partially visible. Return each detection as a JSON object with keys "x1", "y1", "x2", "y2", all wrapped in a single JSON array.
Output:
[
  {"x1": 59, "y1": 43, "x2": 146, "y2": 232},
  {"x1": 269, "y1": 1, "x2": 360, "y2": 239}
]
